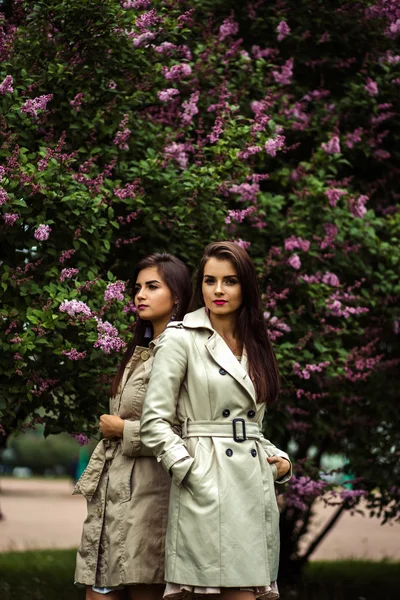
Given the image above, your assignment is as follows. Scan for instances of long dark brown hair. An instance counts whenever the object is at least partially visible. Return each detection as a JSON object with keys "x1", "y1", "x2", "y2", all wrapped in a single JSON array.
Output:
[
  {"x1": 191, "y1": 241, "x2": 280, "y2": 404},
  {"x1": 111, "y1": 253, "x2": 191, "y2": 397}
]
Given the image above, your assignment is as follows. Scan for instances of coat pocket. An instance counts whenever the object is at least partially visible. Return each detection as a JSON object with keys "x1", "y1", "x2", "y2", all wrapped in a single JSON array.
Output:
[
  {"x1": 182, "y1": 439, "x2": 212, "y2": 497},
  {"x1": 259, "y1": 443, "x2": 278, "y2": 482}
]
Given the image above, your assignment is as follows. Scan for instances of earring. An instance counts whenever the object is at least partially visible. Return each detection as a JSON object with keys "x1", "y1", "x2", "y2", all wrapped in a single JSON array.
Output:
[{"x1": 171, "y1": 303, "x2": 179, "y2": 321}]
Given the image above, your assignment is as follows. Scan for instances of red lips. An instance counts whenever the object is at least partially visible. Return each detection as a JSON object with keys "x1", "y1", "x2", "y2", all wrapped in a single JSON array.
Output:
[{"x1": 213, "y1": 300, "x2": 227, "y2": 305}]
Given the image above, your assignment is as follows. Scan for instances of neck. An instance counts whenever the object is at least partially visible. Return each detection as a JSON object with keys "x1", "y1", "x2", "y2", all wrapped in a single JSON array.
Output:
[
  {"x1": 209, "y1": 311, "x2": 239, "y2": 339},
  {"x1": 151, "y1": 316, "x2": 171, "y2": 339}
]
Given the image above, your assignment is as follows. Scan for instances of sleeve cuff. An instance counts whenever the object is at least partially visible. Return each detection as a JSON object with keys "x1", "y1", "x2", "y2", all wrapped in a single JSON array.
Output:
[
  {"x1": 275, "y1": 456, "x2": 292, "y2": 484},
  {"x1": 159, "y1": 444, "x2": 194, "y2": 486},
  {"x1": 170, "y1": 456, "x2": 194, "y2": 487},
  {"x1": 121, "y1": 420, "x2": 141, "y2": 457}
]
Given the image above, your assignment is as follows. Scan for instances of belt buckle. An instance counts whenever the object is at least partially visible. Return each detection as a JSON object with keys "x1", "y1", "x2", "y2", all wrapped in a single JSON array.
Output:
[{"x1": 232, "y1": 418, "x2": 246, "y2": 443}]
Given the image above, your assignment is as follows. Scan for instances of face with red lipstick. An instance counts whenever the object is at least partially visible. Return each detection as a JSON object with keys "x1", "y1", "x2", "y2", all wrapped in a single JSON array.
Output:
[
  {"x1": 202, "y1": 257, "x2": 243, "y2": 317},
  {"x1": 134, "y1": 266, "x2": 177, "y2": 325}
]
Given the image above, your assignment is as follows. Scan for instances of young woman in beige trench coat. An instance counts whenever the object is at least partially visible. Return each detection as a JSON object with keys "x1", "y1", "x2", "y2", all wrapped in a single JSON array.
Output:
[
  {"x1": 141, "y1": 241, "x2": 292, "y2": 600},
  {"x1": 74, "y1": 253, "x2": 191, "y2": 600}
]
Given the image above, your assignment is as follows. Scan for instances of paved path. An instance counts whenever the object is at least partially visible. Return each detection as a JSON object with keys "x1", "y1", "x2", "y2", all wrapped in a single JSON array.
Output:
[{"x1": 0, "y1": 477, "x2": 399, "y2": 560}]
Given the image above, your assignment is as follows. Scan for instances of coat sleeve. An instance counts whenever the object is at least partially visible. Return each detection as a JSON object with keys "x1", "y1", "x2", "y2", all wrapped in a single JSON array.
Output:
[
  {"x1": 140, "y1": 327, "x2": 194, "y2": 486},
  {"x1": 260, "y1": 433, "x2": 292, "y2": 484}
]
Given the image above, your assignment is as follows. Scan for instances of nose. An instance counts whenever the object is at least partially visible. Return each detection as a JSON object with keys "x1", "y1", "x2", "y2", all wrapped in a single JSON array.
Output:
[
  {"x1": 215, "y1": 280, "x2": 224, "y2": 295},
  {"x1": 136, "y1": 289, "x2": 146, "y2": 301}
]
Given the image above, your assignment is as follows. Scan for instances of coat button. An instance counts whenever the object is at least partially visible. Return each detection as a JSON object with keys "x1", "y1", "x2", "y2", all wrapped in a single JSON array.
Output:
[
  {"x1": 251, "y1": 449, "x2": 257, "y2": 457},
  {"x1": 219, "y1": 368, "x2": 227, "y2": 375},
  {"x1": 226, "y1": 448, "x2": 233, "y2": 457},
  {"x1": 247, "y1": 410, "x2": 256, "y2": 418},
  {"x1": 222, "y1": 409, "x2": 230, "y2": 417},
  {"x1": 140, "y1": 350, "x2": 150, "y2": 361}
]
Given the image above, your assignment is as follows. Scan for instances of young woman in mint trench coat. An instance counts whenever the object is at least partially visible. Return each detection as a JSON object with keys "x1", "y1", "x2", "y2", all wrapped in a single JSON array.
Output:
[
  {"x1": 141, "y1": 241, "x2": 292, "y2": 600},
  {"x1": 74, "y1": 253, "x2": 191, "y2": 600}
]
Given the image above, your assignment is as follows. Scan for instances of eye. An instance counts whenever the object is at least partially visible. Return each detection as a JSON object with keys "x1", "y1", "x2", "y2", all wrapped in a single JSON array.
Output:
[
  {"x1": 204, "y1": 278, "x2": 215, "y2": 285},
  {"x1": 226, "y1": 278, "x2": 239, "y2": 285},
  {"x1": 148, "y1": 284, "x2": 159, "y2": 290}
]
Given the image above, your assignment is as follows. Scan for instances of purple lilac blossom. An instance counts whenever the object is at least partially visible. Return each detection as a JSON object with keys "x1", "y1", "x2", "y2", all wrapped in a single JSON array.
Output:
[
  {"x1": 219, "y1": 17, "x2": 239, "y2": 41},
  {"x1": 59, "y1": 299, "x2": 92, "y2": 319},
  {"x1": 234, "y1": 239, "x2": 251, "y2": 250},
  {"x1": 324, "y1": 187, "x2": 347, "y2": 207},
  {"x1": 321, "y1": 135, "x2": 341, "y2": 154},
  {"x1": 60, "y1": 268, "x2": 79, "y2": 282},
  {"x1": 70, "y1": 93, "x2": 83, "y2": 111},
  {"x1": 0, "y1": 75, "x2": 13, "y2": 94},
  {"x1": 162, "y1": 64, "x2": 192, "y2": 81},
  {"x1": 322, "y1": 272, "x2": 340, "y2": 287},
  {"x1": 157, "y1": 88, "x2": 180, "y2": 102},
  {"x1": 277, "y1": 21, "x2": 290, "y2": 41},
  {"x1": 0, "y1": 187, "x2": 9, "y2": 205},
  {"x1": 225, "y1": 206, "x2": 256, "y2": 224},
  {"x1": 104, "y1": 281, "x2": 126, "y2": 302},
  {"x1": 264, "y1": 135, "x2": 285, "y2": 156},
  {"x1": 164, "y1": 142, "x2": 192, "y2": 168},
  {"x1": 3, "y1": 213, "x2": 18, "y2": 225},
  {"x1": 365, "y1": 78, "x2": 379, "y2": 96},
  {"x1": 284, "y1": 236, "x2": 310, "y2": 252},
  {"x1": 349, "y1": 195, "x2": 369, "y2": 218},
  {"x1": 272, "y1": 58, "x2": 294, "y2": 85},
  {"x1": 288, "y1": 254, "x2": 301, "y2": 270},
  {"x1": 181, "y1": 91, "x2": 199, "y2": 125},
  {"x1": 71, "y1": 432, "x2": 90, "y2": 446},
  {"x1": 62, "y1": 348, "x2": 87, "y2": 360},
  {"x1": 21, "y1": 94, "x2": 53, "y2": 118},
  {"x1": 34, "y1": 224, "x2": 52, "y2": 241}
]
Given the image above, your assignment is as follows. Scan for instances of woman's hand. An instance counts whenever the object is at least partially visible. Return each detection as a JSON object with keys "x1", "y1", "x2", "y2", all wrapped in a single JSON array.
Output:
[
  {"x1": 99, "y1": 415, "x2": 124, "y2": 439},
  {"x1": 267, "y1": 455, "x2": 290, "y2": 479}
]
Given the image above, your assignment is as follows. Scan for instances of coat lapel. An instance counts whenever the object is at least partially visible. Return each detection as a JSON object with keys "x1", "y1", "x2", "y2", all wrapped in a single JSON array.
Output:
[{"x1": 205, "y1": 333, "x2": 256, "y2": 403}]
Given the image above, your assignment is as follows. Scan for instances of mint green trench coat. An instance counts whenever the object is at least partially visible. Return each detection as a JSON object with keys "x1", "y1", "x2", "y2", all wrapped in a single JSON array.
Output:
[{"x1": 140, "y1": 308, "x2": 292, "y2": 589}]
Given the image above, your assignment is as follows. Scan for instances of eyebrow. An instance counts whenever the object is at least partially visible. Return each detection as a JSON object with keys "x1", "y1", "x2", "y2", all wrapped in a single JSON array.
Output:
[
  {"x1": 203, "y1": 274, "x2": 239, "y2": 278},
  {"x1": 135, "y1": 279, "x2": 161, "y2": 286}
]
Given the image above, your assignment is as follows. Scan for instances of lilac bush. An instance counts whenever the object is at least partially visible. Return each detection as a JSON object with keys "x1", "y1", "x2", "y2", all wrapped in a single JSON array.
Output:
[{"x1": 0, "y1": 0, "x2": 399, "y2": 570}]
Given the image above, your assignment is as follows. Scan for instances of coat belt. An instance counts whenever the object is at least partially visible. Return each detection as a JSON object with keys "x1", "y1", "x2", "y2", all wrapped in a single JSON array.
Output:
[{"x1": 181, "y1": 419, "x2": 260, "y2": 442}]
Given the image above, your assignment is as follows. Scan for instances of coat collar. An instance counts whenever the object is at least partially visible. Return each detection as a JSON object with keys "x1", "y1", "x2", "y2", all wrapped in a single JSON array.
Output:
[{"x1": 178, "y1": 308, "x2": 256, "y2": 404}]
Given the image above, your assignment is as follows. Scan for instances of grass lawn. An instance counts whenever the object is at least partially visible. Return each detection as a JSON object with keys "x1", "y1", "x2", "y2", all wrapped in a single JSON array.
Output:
[{"x1": 0, "y1": 550, "x2": 399, "y2": 600}]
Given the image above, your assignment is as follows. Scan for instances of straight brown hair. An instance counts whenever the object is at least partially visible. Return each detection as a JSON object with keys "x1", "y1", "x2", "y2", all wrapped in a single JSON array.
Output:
[
  {"x1": 111, "y1": 253, "x2": 191, "y2": 397},
  {"x1": 191, "y1": 241, "x2": 280, "y2": 404}
]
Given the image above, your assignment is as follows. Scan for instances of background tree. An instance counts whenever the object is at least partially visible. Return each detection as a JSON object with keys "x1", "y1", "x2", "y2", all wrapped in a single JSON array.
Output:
[{"x1": 1, "y1": 0, "x2": 399, "y2": 574}]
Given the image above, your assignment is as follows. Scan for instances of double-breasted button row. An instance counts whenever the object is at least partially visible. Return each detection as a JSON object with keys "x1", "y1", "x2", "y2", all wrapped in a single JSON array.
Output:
[
  {"x1": 247, "y1": 410, "x2": 256, "y2": 418},
  {"x1": 222, "y1": 409, "x2": 230, "y2": 417},
  {"x1": 141, "y1": 350, "x2": 150, "y2": 361},
  {"x1": 226, "y1": 448, "x2": 233, "y2": 457},
  {"x1": 219, "y1": 368, "x2": 227, "y2": 375}
]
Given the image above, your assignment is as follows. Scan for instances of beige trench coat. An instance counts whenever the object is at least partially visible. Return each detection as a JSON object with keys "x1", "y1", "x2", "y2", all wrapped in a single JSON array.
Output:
[
  {"x1": 141, "y1": 308, "x2": 292, "y2": 589},
  {"x1": 74, "y1": 339, "x2": 170, "y2": 588}
]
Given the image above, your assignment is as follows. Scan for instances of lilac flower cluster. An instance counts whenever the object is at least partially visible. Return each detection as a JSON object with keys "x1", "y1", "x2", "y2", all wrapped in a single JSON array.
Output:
[
  {"x1": 225, "y1": 206, "x2": 256, "y2": 224},
  {"x1": 113, "y1": 114, "x2": 131, "y2": 150},
  {"x1": 348, "y1": 194, "x2": 369, "y2": 218},
  {"x1": 294, "y1": 360, "x2": 330, "y2": 379},
  {"x1": 114, "y1": 180, "x2": 141, "y2": 199},
  {"x1": 322, "y1": 272, "x2": 340, "y2": 287},
  {"x1": 59, "y1": 249, "x2": 76, "y2": 263},
  {"x1": 219, "y1": 17, "x2": 239, "y2": 41},
  {"x1": 285, "y1": 476, "x2": 328, "y2": 511},
  {"x1": 94, "y1": 319, "x2": 126, "y2": 354},
  {"x1": 164, "y1": 142, "x2": 193, "y2": 168},
  {"x1": 181, "y1": 91, "x2": 199, "y2": 125},
  {"x1": 288, "y1": 254, "x2": 301, "y2": 270},
  {"x1": 284, "y1": 236, "x2": 310, "y2": 252},
  {"x1": 233, "y1": 239, "x2": 251, "y2": 250},
  {"x1": 162, "y1": 63, "x2": 192, "y2": 81},
  {"x1": 59, "y1": 299, "x2": 92, "y2": 319},
  {"x1": 3, "y1": 213, "x2": 18, "y2": 226},
  {"x1": 135, "y1": 9, "x2": 160, "y2": 30},
  {"x1": 60, "y1": 268, "x2": 79, "y2": 282},
  {"x1": 365, "y1": 77, "x2": 379, "y2": 96},
  {"x1": 264, "y1": 135, "x2": 285, "y2": 157},
  {"x1": 71, "y1": 432, "x2": 90, "y2": 446},
  {"x1": 321, "y1": 135, "x2": 341, "y2": 154},
  {"x1": 272, "y1": 58, "x2": 294, "y2": 85},
  {"x1": 208, "y1": 115, "x2": 224, "y2": 143},
  {"x1": 327, "y1": 295, "x2": 369, "y2": 319},
  {"x1": 0, "y1": 187, "x2": 9, "y2": 205},
  {"x1": 277, "y1": 21, "x2": 290, "y2": 42},
  {"x1": 70, "y1": 92, "x2": 83, "y2": 111},
  {"x1": 21, "y1": 94, "x2": 53, "y2": 118},
  {"x1": 345, "y1": 127, "x2": 363, "y2": 148},
  {"x1": 121, "y1": 0, "x2": 151, "y2": 9},
  {"x1": 62, "y1": 348, "x2": 87, "y2": 360},
  {"x1": 104, "y1": 281, "x2": 126, "y2": 302},
  {"x1": 0, "y1": 75, "x2": 13, "y2": 95},
  {"x1": 230, "y1": 182, "x2": 260, "y2": 203},
  {"x1": 34, "y1": 224, "x2": 52, "y2": 241},
  {"x1": 153, "y1": 42, "x2": 191, "y2": 60},
  {"x1": 131, "y1": 31, "x2": 156, "y2": 48},
  {"x1": 324, "y1": 187, "x2": 347, "y2": 207},
  {"x1": 158, "y1": 88, "x2": 180, "y2": 102}
]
